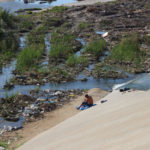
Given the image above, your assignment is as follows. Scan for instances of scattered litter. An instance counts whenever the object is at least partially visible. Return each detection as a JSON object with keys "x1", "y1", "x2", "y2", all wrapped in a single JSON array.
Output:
[
  {"x1": 101, "y1": 100, "x2": 108, "y2": 103},
  {"x1": 119, "y1": 87, "x2": 130, "y2": 92},
  {"x1": 102, "y1": 32, "x2": 108, "y2": 38}
]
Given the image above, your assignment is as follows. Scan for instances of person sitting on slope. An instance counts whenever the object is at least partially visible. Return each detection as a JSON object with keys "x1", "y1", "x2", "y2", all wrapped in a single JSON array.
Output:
[{"x1": 77, "y1": 94, "x2": 93, "y2": 109}]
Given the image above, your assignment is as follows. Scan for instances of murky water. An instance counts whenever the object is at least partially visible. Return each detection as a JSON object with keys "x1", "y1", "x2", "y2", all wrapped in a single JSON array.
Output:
[{"x1": 0, "y1": 0, "x2": 76, "y2": 12}]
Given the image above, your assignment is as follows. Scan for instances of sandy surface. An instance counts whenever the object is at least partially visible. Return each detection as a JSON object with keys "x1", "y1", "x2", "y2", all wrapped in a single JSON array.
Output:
[
  {"x1": 7, "y1": 88, "x2": 107, "y2": 150},
  {"x1": 18, "y1": 89, "x2": 150, "y2": 150}
]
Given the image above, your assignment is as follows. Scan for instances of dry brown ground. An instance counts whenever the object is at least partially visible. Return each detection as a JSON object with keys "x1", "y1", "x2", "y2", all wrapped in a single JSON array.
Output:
[{"x1": 6, "y1": 88, "x2": 108, "y2": 150}]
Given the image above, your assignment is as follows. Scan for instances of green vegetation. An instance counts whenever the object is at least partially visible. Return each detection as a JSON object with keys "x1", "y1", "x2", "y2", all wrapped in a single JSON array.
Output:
[
  {"x1": 49, "y1": 32, "x2": 76, "y2": 60},
  {"x1": 66, "y1": 54, "x2": 88, "y2": 67},
  {"x1": 17, "y1": 14, "x2": 34, "y2": 30},
  {"x1": 143, "y1": 35, "x2": 150, "y2": 45},
  {"x1": 16, "y1": 44, "x2": 44, "y2": 73},
  {"x1": 100, "y1": 19, "x2": 112, "y2": 26},
  {"x1": 49, "y1": 6, "x2": 68, "y2": 13},
  {"x1": 107, "y1": 0, "x2": 118, "y2": 5},
  {"x1": 16, "y1": 27, "x2": 45, "y2": 73},
  {"x1": 0, "y1": 8, "x2": 15, "y2": 28},
  {"x1": 144, "y1": 3, "x2": 150, "y2": 9},
  {"x1": 111, "y1": 35, "x2": 144, "y2": 64},
  {"x1": 44, "y1": 16, "x2": 64, "y2": 27},
  {"x1": 0, "y1": 8, "x2": 19, "y2": 67},
  {"x1": 0, "y1": 141, "x2": 8, "y2": 148},
  {"x1": 85, "y1": 39, "x2": 107, "y2": 59},
  {"x1": 50, "y1": 67, "x2": 73, "y2": 82},
  {"x1": 27, "y1": 27, "x2": 45, "y2": 45},
  {"x1": 78, "y1": 21, "x2": 89, "y2": 30}
]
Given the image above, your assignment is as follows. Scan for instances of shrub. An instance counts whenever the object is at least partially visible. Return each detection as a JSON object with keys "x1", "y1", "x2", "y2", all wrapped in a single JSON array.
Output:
[{"x1": 85, "y1": 39, "x2": 107, "y2": 59}]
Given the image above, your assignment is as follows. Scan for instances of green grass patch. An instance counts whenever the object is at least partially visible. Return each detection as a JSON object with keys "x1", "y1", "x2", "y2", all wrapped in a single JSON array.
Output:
[
  {"x1": 17, "y1": 14, "x2": 34, "y2": 30},
  {"x1": 66, "y1": 54, "x2": 88, "y2": 67},
  {"x1": 49, "y1": 6, "x2": 68, "y2": 13},
  {"x1": 85, "y1": 39, "x2": 107, "y2": 59},
  {"x1": 27, "y1": 27, "x2": 45, "y2": 45},
  {"x1": 78, "y1": 21, "x2": 89, "y2": 30},
  {"x1": 16, "y1": 44, "x2": 44, "y2": 73},
  {"x1": 44, "y1": 16, "x2": 64, "y2": 27},
  {"x1": 0, "y1": 141, "x2": 8, "y2": 148},
  {"x1": 111, "y1": 35, "x2": 144, "y2": 64},
  {"x1": 49, "y1": 32, "x2": 76, "y2": 59}
]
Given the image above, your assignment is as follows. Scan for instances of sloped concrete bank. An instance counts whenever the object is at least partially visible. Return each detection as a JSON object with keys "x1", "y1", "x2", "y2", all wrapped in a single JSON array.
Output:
[{"x1": 18, "y1": 89, "x2": 150, "y2": 150}]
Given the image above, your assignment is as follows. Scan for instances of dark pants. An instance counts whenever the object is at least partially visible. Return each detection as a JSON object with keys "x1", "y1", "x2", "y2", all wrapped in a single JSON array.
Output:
[{"x1": 81, "y1": 102, "x2": 93, "y2": 107}]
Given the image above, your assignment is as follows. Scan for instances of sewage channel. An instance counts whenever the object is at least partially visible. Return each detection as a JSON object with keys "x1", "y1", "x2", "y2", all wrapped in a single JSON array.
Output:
[
  {"x1": 0, "y1": 0, "x2": 77, "y2": 12},
  {"x1": 0, "y1": 33, "x2": 150, "y2": 132}
]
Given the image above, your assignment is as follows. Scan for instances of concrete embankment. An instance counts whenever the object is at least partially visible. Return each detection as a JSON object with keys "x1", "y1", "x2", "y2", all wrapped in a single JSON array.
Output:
[{"x1": 18, "y1": 89, "x2": 150, "y2": 150}]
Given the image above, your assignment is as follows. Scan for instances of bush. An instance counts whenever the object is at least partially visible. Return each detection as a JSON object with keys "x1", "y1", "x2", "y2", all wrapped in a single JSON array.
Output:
[
  {"x1": 85, "y1": 39, "x2": 107, "y2": 59},
  {"x1": 111, "y1": 35, "x2": 143, "y2": 63}
]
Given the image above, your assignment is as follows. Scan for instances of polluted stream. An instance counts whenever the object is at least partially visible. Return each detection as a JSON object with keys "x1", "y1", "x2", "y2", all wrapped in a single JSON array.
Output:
[{"x1": 0, "y1": 32, "x2": 150, "y2": 133}]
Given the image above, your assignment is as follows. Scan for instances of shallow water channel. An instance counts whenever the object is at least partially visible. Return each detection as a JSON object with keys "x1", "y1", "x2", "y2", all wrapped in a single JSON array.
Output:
[
  {"x1": 0, "y1": 0, "x2": 77, "y2": 12},
  {"x1": 0, "y1": 33, "x2": 150, "y2": 132}
]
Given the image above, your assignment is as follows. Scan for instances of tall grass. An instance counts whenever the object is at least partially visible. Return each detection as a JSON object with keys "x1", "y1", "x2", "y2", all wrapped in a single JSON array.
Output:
[
  {"x1": 85, "y1": 39, "x2": 107, "y2": 59},
  {"x1": 17, "y1": 14, "x2": 34, "y2": 30},
  {"x1": 0, "y1": 8, "x2": 14, "y2": 28},
  {"x1": 66, "y1": 54, "x2": 88, "y2": 67},
  {"x1": 49, "y1": 6, "x2": 68, "y2": 13},
  {"x1": 49, "y1": 32, "x2": 76, "y2": 59},
  {"x1": 27, "y1": 27, "x2": 45, "y2": 45},
  {"x1": 111, "y1": 35, "x2": 143, "y2": 64},
  {"x1": 16, "y1": 44, "x2": 44, "y2": 73}
]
